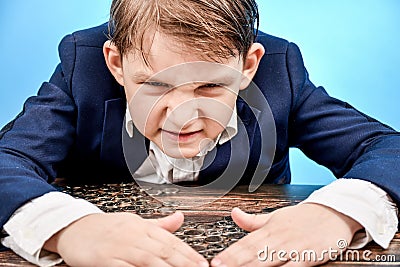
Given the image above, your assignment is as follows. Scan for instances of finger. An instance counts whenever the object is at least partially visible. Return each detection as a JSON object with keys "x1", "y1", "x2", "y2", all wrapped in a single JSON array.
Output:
[
  {"x1": 239, "y1": 240, "x2": 327, "y2": 267},
  {"x1": 281, "y1": 260, "x2": 310, "y2": 267},
  {"x1": 147, "y1": 212, "x2": 207, "y2": 265},
  {"x1": 146, "y1": 225, "x2": 208, "y2": 266},
  {"x1": 130, "y1": 237, "x2": 208, "y2": 267},
  {"x1": 241, "y1": 257, "x2": 289, "y2": 267},
  {"x1": 148, "y1": 211, "x2": 184, "y2": 232},
  {"x1": 241, "y1": 258, "x2": 286, "y2": 267},
  {"x1": 211, "y1": 208, "x2": 272, "y2": 266},
  {"x1": 231, "y1": 207, "x2": 270, "y2": 232},
  {"x1": 211, "y1": 229, "x2": 271, "y2": 267},
  {"x1": 117, "y1": 247, "x2": 174, "y2": 267}
]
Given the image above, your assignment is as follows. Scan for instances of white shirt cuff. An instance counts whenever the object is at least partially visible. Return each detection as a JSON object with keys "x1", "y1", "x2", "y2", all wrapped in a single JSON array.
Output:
[
  {"x1": 1, "y1": 191, "x2": 103, "y2": 267},
  {"x1": 302, "y1": 178, "x2": 398, "y2": 249}
]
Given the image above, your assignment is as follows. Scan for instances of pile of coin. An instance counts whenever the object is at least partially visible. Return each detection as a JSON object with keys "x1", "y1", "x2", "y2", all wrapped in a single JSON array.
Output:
[
  {"x1": 60, "y1": 182, "x2": 249, "y2": 259},
  {"x1": 61, "y1": 183, "x2": 179, "y2": 215},
  {"x1": 176, "y1": 216, "x2": 249, "y2": 259}
]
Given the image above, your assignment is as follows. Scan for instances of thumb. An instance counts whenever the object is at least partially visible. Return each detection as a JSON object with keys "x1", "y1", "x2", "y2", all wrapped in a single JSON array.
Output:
[
  {"x1": 231, "y1": 207, "x2": 270, "y2": 232},
  {"x1": 148, "y1": 211, "x2": 184, "y2": 233}
]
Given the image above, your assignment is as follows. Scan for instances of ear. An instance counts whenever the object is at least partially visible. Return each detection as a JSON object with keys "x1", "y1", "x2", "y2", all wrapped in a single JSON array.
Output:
[
  {"x1": 103, "y1": 40, "x2": 125, "y2": 86},
  {"x1": 239, "y1": 43, "x2": 265, "y2": 90}
]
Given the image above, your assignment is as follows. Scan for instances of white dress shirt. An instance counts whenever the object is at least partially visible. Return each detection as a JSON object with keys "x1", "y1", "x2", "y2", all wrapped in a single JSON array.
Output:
[
  {"x1": 1, "y1": 108, "x2": 398, "y2": 267},
  {"x1": 130, "y1": 106, "x2": 238, "y2": 184}
]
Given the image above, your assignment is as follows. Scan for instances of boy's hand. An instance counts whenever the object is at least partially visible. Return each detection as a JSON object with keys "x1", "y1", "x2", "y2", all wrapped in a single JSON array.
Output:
[
  {"x1": 44, "y1": 211, "x2": 209, "y2": 267},
  {"x1": 211, "y1": 203, "x2": 363, "y2": 267}
]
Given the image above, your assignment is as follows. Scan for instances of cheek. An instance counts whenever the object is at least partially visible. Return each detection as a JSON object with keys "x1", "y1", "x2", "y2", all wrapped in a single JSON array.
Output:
[
  {"x1": 143, "y1": 108, "x2": 163, "y2": 134},
  {"x1": 203, "y1": 119, "x2": 225, "y2": 138},
  {"x1": 198, "y1": 95, "x2": 236, "y2": 130},
  {"x1": 127, "y1": 88, "x2": 165, "y2": 137}
]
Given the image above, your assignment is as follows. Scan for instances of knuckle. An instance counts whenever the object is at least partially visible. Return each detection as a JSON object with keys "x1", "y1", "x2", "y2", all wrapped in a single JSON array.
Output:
[
  {"x1": 136, "y1": 251, "x2": 159, "y2": 266},
  {"x1": 158, "y1": 245, "x2": 173, "y2": 260}
]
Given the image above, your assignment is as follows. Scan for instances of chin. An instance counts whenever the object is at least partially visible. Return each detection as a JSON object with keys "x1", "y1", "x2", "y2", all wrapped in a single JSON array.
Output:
[{"x1": 163, "y1": 148, "x2": 200, "y2": 159}]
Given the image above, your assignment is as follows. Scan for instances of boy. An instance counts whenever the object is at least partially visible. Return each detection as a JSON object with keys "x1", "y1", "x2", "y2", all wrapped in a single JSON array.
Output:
[{"x1": 0, "y1": 0, "x2": 399, "y2": 267}]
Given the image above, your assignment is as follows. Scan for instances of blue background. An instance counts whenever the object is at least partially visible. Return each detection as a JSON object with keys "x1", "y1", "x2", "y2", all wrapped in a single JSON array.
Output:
[{"x1": 1, "y1": 1, "x2": 399, "y2": 185}]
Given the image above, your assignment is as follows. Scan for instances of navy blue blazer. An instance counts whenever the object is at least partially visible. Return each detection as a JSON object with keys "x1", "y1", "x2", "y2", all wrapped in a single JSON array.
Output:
[{"x1": 1, "y1": 23, "x2": 399, "y2": 227}]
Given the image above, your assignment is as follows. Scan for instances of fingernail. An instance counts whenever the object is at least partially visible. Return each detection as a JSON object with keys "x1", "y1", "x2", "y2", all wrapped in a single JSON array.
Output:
[
  {"x1": 211, "y1": 258, "x2": 222, "y2": 266},
  {"x1": 198, "y1": 260, "x2": 209, "y2": 267}
]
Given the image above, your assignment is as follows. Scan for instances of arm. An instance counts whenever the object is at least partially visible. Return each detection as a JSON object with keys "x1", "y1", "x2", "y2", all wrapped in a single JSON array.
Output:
[
  {"x1": 0, "y1": 43, "x2": 77, "y2": 227},
  {"x1": 302, "y1": 179, "x2": 398, "y2": 249},
  {"x1": 285, "y1": 42, "x2": 400, "y2": 203},
  {"x1": 0, "y1": 31, "x2": 208, "y2": 266},
  {"x1": 2, "y1": 192, "x2": 103, "y2": 266},
  {"x1": 211, "y1": 42, "x2": 400, "y2": 267}
]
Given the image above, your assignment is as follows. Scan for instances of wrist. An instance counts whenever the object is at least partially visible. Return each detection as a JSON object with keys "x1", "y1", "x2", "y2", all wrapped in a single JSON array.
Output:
[
  {"x1": 303, "y1": 203, "x2": 363, "y2": 235},
  {"x1": 43, "y1": 228, "x2": 63, "y2": 253},
  {"x1": 43, "y1": 213, "x2": 99, "y2": 254}
]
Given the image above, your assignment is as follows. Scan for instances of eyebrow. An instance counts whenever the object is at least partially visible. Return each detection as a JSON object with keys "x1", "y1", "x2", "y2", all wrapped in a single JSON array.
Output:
[
  {"x1": 131, "y1": 72, "x2": 174, "y2": 88},
  {"x1": 130, "y1": 71, "x2": 238, "y2": 86},
  {"x1": 130, "y1": 72, "x2": 153, "y2": 82},
  {"x1": 204, "y1": 76, "x2": 237, "y2": 85}
]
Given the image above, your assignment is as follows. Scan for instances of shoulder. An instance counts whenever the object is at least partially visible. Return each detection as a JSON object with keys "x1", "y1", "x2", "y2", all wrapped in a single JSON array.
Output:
[
  {"x1": 59, "y1": 22, "x2": 109, "y2": 49},
  {"x1": 56, "y1": 23, "x2": 109, "y2": 81},
  {"x1": 55, "y1": 23, "x2": 120, "y2": 99},
  {"x1": 255, "y1": 30, "x2": 290, "y2": 55},
  {"x1": 255, "y1": 30, "x2": 304, "y2": 67},
  {"x1": 255, "y1": 30, "x2": 305, "y2": 79}
]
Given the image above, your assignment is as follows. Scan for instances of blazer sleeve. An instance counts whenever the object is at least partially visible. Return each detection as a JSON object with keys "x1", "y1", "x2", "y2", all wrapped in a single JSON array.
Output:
[
  {"x1": 0, "y1": 34, "x2": 78, "y2": 227},
  {"x1": 287, "y1": 42, "x2": 400, "y2": 204}
]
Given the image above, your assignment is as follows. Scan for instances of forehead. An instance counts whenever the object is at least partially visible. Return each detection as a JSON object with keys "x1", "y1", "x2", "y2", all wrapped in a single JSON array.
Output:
[{"x1": 123, "y1": 31, "x2": 244, "y2": 83}]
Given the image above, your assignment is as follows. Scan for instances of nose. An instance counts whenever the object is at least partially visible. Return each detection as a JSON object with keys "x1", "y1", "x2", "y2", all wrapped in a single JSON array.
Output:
[{"x1": 164, "y1": 87, "x2": 199, "y2": 130}]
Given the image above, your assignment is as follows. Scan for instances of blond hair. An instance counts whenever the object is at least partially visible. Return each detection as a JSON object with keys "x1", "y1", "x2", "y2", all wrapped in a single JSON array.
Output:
[{"x1": 108, "y1": 0, "x2": 259, "y2": 63}]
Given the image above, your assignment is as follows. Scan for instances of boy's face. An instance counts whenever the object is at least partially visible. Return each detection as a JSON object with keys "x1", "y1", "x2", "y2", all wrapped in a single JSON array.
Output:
[{"x1": 104, "y1": 32, "x2": 264, "y2": 158}]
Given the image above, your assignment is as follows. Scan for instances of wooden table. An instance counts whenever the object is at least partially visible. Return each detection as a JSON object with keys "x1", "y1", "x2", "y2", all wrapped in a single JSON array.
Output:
[{"x1": 1, "y1": 184, "x2": 399, "y2": 266}]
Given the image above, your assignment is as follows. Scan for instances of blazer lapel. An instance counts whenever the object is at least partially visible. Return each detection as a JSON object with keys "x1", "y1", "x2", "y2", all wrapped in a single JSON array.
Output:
[
  {"x1": 100, "y1": 98, "x2": 126, "y2": 169},
  {"x1": 199, "y1": 97, "x2": 275, "y2": 190},
  {"x1": 101, "y1": 98, "x2": 148, "y2": 174}
]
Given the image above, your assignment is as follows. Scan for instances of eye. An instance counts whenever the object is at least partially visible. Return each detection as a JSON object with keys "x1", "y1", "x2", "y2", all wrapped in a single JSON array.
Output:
[
  {"x1": 143, "y1": 81, "x2": 170, "y2": 87},
  {"x1": 204, "y1": 83, "x2": 221, "y2": 88},
  {"x1": 198, "y1": 83, "x2": 223, "y2": 90},
  {"x1": 196, "y1": 83, "x2": 225, "y2": 97}
]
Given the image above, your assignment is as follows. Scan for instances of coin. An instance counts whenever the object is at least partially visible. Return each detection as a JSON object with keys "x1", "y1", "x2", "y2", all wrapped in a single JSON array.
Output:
[
  {"x1": 148, "y1": 202, "x2": 163, "y2": 209},
  {"x1": 196, "y1": 223, "x2": 215, "y2": 230},
  {"x1": 139, "y1": 185, "x2": 153, "y2": 191},
  {"x1": 146, "y1": 189, "x2": 162, "y2": 196},
  {"x1": 205, "y1": 235, "x2": 223, "y2": 244},
  {"x1": 187, "y1": 236, "x2": 205, "y2": 245},
  {"x1": 162, "y1": 201, "x2": 180, "y2": 207},
  {"x1": 206, "y1": 244, "x2": 224, "y2": 252},
  {"x1": 158, "y1": 207, "x2": 176, "y2": 215},
  {"x1": 161, "y1": 188, "x2": 180, "y2": 194},
  {"x1": 225, "y1": 232, "x2": 245, "y2": 240},
  {"x1": 137, "y1": 209, "x2": 154, "y2": 216},
  {"x1": 183, "y1": 229, "x2": 205, "y2": 237},
  {"x1": 191, "y1": 245, "x2": 207, "y2": 253}
]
